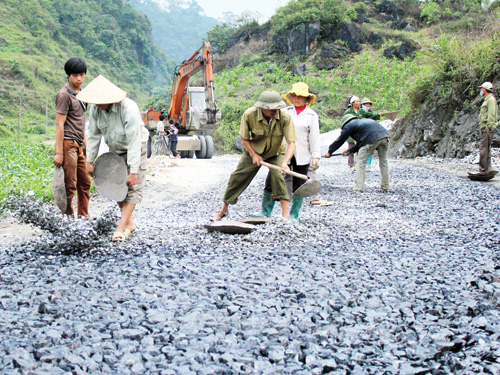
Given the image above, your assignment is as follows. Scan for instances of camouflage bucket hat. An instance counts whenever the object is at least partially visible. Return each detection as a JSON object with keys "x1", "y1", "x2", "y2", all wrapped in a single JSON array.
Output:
[
  {"x1": 341, "y1": 114, "x2": 358, "y2": 128},
  {"x1": 254, "y1": 90, "x2": 287, "y2": 110}
]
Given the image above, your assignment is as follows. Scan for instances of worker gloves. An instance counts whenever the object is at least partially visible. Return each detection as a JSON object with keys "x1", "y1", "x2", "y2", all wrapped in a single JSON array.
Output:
[{"x1": 311, "y1": 157, "x2": 320, "y2": 171}]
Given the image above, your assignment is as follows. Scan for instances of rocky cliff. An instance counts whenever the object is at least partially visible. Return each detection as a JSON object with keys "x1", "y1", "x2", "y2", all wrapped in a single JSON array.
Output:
[
  {"x1": 219, "y1": 0, "x2": 420, "y2": 73},
  {"x1": 209, "y1": 0, "x2": 498, "y2": 157},
  {"x1": 390, "y1": 76, "x2": 500, "y2": 159}
]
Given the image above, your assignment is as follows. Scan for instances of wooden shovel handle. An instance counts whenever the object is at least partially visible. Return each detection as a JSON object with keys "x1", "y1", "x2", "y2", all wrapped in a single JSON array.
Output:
[
  {"x1": 322, "y1": 152, "x2": 343, "y2": 157},
  {"x1": 260, "y1": 161, "x2": 308, "y2": 181}
]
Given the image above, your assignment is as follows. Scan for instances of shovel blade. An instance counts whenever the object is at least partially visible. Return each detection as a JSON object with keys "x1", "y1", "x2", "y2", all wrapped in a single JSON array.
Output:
[{"x1": 291, "y1": 180, "x2": 322, "y2": 199}]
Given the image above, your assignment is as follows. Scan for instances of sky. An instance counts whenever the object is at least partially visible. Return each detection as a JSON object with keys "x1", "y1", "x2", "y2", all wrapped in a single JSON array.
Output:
[{"x1": 195, "y1": 0, "x2": 287, "y2": 22}]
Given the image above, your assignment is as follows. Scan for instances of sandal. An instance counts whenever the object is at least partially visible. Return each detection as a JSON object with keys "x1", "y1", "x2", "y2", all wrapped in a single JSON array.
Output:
[
  {"x1": 123, "y1": 227, "x2": 136, "y2": 238},
  {"x1": 209, "y1": 210, "x2": 228, "y2": 222},
  {"x1": 112, "y1": 231, "x2": 126, "y2": 242}
]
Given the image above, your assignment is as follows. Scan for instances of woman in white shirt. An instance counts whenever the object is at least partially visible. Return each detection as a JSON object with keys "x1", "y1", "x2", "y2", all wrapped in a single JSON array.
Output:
[{"x1": 256, "y1": 82, "x2": 321, "y2": 223}]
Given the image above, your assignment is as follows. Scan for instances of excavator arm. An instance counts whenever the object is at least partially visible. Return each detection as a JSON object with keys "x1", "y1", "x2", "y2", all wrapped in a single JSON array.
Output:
[
  {"x1": 168, "y1": 41, "x2": 219, "y2": 129},
  {"x1": 141, "y1": 42, "x2": 220, "y2": 160}
]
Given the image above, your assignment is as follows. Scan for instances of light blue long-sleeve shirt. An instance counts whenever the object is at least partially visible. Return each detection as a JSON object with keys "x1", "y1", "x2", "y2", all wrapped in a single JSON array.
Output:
[{"x1": 87, "y1": 98, "x2": 145, "y2": 174}]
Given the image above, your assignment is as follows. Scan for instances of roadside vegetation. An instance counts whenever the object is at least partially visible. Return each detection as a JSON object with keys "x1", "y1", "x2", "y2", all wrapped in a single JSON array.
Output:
[
  {"x1": 208, "y1": 0, "x2": 500, "y2": 152},
  {"x1": 0, "y1": 139, "x2": 54, "y2": 213},
  {"x1": 0, "y1": 0, "x2": 171, "y2": 123},
  {"x1": 213, "y1": 51, "x2": 423, "y2": 152},
  {"x1": 0, "y1": 123, "x2": 97, "y2": 214},
  {"x1": 409, "y1": 13, "x2": 500, "y2": 109}
]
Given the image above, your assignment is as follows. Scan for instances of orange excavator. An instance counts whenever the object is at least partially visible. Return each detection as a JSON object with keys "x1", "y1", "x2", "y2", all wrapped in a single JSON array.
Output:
[{"x1": 142, "y1": 41, "x2": 221, "y2": 159}]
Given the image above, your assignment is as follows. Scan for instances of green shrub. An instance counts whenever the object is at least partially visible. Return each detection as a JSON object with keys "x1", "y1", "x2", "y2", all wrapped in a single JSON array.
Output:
[
  {"x1": 270, "y1": 0, "x2": 347, "y2": 35},
  {"x1": 420, "y1": 1, "x2": 446, "y2": 24},
  {"x1": 0, "y1": 140, "x2": 54, "y2": 212},
  {"x1": 0, "y1": 124, "x2": 13, "y2": 138},
  {"x1": 206, "y1": 14, "x2": 263, "y2": 56},
  {"x1": 409, "y1": 76, "x2": 434, "y2": 108},
  {"x1": 206, "y1": 24, "x2": 234, "y2": 55},
  {"x1": 27, "y1": 124, "x2": 46, "y2": 135},
  {"x1": 214, "y1": 120, "x2": 241, "y2": 153},
  {"x1": 408, "y1": 30, "x2": 500, "y2": 110}
]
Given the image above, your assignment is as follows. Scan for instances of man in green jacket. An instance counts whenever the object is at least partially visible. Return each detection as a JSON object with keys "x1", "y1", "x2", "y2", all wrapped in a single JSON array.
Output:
[
  {"x1": 478, "y1": 82, "x2": 498, "y2": 172},
  {"x1": 210, "y1": 90, "x2": 297, "y2": 221}
]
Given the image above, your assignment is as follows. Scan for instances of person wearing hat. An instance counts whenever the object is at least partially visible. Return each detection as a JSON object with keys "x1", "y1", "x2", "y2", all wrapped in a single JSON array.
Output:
[
  {"x1": 477, "y1": 82, "x2": 497, "y2": 173},
  {"x1": 360, "y1": 97, "x2": 385, "y2": 171},
  {"x1": 78, "y1": 75, "x2": 149, "y2": 241},
  {"x1": 359, "y1": 97, "x2": 386, "y2": 120},
  {"x1": 343, "y1": 95, "x2": 387, "y2": 172},
  {"x1": 324, "y1": 115, "x2": 390, "y2": 192},
  {"x1": 343, "y1": 96, "x2": 361, "y2": 171},
  {"x1": 54, "y1": 57, "x2": 92, "y2": 218},
  {"x1": 253, "y1": 83, "x2": 321, "y2": 222},
  {"x1": 210, "y1": 90, "x2": 297, "y2": 222}
]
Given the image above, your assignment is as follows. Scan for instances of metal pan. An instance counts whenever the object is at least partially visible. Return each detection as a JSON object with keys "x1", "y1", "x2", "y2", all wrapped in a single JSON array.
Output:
[
  {"x1": 260, "y1": 161, "x2": 322, "y2": 199},
  {"x1": 94, "y1": 152, "x2": 128, "y2": 201},
  {"x1": 240, "y1": 217, "x2": 272, "y2": 225},
  {"x1": 204, "y1": 220, "x2": 256, "y2": 234},
  {"x1": 467, "y1": 170, "x2": 498, "y2": 181}
]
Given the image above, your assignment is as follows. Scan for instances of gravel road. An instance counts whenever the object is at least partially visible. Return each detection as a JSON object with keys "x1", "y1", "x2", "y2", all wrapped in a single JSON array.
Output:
[{"x1": 1, "y1": 145, "x2": 500, "y2": 374}]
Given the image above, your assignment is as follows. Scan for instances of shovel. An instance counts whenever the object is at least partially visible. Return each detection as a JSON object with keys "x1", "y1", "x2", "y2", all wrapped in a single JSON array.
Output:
[
  {"x1": 382, "y1": 110, "x2": 401, "y2": 121},
  {"x1": 322, "y1": 152, "x2": 343, "y2": 158},
  {"x1": 260, "y1": 161, "x2": 321, "y2": 199}
]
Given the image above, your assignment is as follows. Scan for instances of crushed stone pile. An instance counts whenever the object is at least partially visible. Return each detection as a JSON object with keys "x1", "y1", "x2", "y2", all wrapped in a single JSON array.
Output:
[{"x1": 1, "y1": 156, "x2": 500, "y2": 374}]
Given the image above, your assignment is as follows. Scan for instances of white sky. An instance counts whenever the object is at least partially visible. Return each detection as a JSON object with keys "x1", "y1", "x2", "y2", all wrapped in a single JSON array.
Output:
[{"x1": 195, "y1": 0, "x2": 287, "y2": 22}]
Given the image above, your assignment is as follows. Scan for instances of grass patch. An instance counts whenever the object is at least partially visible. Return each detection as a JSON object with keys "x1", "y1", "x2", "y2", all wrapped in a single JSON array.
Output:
[
  {"x1": 0, "y1": 136, "x2": 98, "y2": 214},
  {"x1": 0, "y1": 140, "x2": 54, "y2": 212},
  {"x1": 408, "y1": 25, "x2": 500, "y2": 110},
  {"x1": 214, "y1": 51, "x2": 423, "y2": 151}
]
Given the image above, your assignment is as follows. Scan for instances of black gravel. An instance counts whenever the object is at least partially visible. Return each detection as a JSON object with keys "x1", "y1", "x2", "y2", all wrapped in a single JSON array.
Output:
[{"x1": 1, "y1": 155, "x2": 500, "y2": 375}]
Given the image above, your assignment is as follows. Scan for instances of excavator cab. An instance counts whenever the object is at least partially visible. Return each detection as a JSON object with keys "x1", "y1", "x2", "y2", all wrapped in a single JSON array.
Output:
[{"x1": 184, "y1": 86, "x2": 221, "y2": 131}]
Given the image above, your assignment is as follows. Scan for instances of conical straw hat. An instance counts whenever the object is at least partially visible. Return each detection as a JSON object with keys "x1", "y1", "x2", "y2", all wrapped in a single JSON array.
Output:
[{"x1": 76, "y1": 75, "x2": 126, "y2": 104}]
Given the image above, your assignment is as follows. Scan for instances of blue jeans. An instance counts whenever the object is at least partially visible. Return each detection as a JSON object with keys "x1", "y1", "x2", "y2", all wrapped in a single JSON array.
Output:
[{"x1": 170, "y1": 140, "x2": 178, "y2": 156}]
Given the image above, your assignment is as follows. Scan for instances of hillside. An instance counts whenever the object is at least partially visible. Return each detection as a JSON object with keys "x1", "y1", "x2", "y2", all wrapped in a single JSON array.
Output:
[
  {"x1": 2, "y1": 0, "x2": 499, "y2": 159},
  {"x1": 205, "y1": 0, "x2": 500, "y2": 157},
  {"x1": 0, "y1": 0, "x2": 174, "y2": 124},
  {"x1": 129, "y1": 0, "x2": 217, "y2": 63}
]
